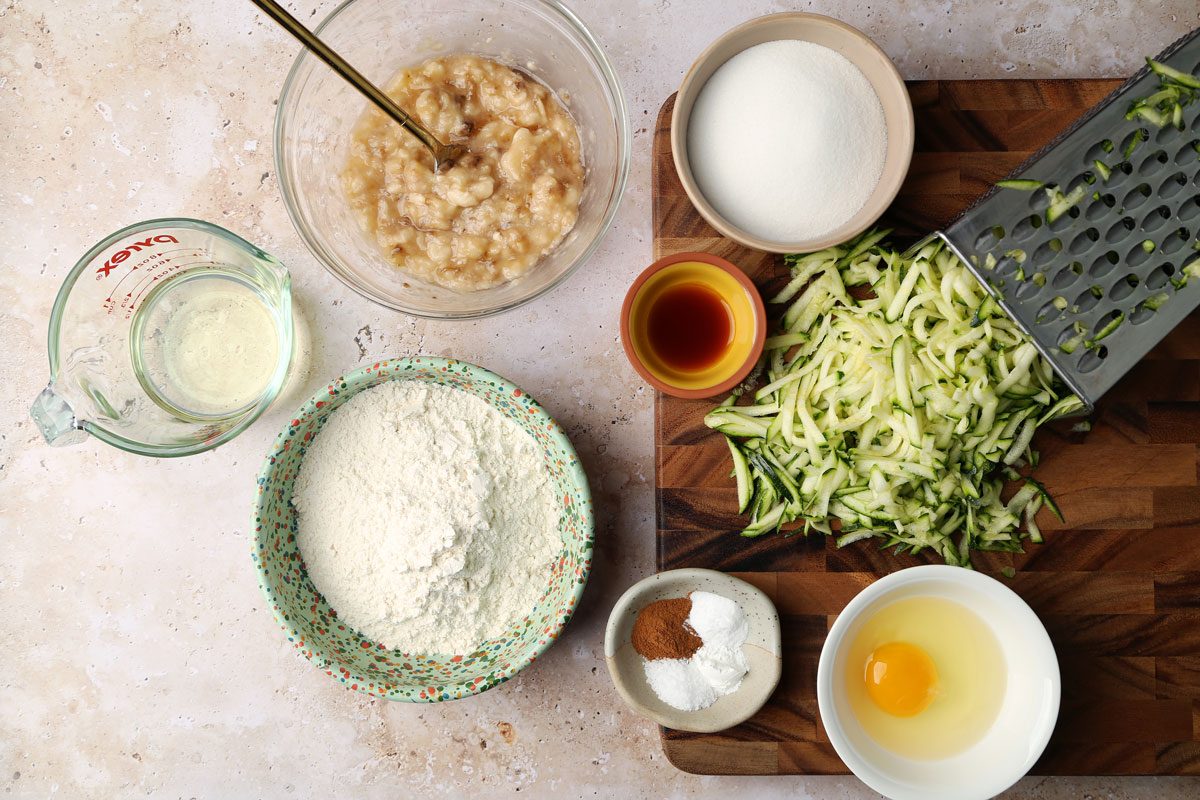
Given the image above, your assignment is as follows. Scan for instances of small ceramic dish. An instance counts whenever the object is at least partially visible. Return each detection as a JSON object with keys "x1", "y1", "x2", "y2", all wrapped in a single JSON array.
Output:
[
  {"x1": 619, "y1": 252, "x2": 766, "y2": 399},
  {"x1": 605, "y1": 568, "x2": 781, "y2": 733},
  {"x1": 671, "y1": 12, "x2": 914, "y2": 253},
  {"x1": 817, "y1": 565, "x2": 1060, "y2": 800},
  {"x1": 252, "y1": 356, "x2": 593, "y2": 702}
]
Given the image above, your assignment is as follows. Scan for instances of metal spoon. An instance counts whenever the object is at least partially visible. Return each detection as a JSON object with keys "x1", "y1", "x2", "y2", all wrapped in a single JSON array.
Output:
[{"x1": 250, "y1": 0, "x2": 467, "y2": 171}]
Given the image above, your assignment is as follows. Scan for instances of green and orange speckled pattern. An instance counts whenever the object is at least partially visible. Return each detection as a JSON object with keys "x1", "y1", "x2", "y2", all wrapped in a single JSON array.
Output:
[{"x1": 252, "y1": 356, "x2": 594, "y2": 702}]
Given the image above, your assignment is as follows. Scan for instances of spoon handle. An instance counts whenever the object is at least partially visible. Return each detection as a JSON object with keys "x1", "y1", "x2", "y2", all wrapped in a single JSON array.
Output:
[{"x1": 249, "y1": 0, "x2": 443, "y2": 156}]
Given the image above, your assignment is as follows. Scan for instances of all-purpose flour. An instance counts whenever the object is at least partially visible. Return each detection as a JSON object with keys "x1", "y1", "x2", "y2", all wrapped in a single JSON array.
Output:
[{"x1": 291, "y1": 381, "x2": 560, "y2": 654}]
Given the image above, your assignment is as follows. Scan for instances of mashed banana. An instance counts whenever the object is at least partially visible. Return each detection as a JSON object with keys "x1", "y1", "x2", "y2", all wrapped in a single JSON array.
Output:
[{"x1": 343, "y1": 55, "x2": 584, "y2": 291}]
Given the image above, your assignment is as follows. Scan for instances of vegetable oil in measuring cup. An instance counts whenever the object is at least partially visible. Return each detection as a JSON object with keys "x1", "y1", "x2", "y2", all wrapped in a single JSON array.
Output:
[{"x1": 130, "y1": 269, "x2": 282, "y2": 420}]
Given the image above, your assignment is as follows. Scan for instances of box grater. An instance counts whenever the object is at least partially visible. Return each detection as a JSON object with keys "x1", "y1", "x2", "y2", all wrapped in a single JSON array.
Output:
[{"x1": 925, "y1": 28, "x2": 1200, "y2": 411}]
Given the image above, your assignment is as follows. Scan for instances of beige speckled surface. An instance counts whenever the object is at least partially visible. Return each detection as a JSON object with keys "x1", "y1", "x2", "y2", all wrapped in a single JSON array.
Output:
[{"x1": 1, "y1": 1, "x2": 1198, "y2": 797}]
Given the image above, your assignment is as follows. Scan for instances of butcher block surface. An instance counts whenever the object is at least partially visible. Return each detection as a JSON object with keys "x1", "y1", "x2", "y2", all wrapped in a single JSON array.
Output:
[{"x1": 653, "y1": 81, "x2": 1200, "y2": 776}]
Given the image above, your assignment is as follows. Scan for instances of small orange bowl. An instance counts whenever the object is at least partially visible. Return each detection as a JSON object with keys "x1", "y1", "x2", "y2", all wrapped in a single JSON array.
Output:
[{"x1": 620, "y1": 252, "x2": 766, "y2": 399}]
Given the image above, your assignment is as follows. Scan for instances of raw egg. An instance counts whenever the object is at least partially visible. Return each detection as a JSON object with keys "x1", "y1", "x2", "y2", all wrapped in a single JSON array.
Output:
[
  {"x1": 846, "y1": 595, "x2": 1006, "y2": 760},
  {"x1": 864, "y1": 641, "x2": 938, "y2": 717}
]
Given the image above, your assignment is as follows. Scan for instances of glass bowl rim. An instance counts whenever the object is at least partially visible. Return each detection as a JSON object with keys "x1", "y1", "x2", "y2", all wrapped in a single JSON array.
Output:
[{"x1": 272, "y1": 0, "x2": 632, "y2": 320}]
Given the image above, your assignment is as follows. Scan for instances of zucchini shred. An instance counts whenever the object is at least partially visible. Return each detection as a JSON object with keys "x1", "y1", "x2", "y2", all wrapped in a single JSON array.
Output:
[{"x1": 704, "y1": 230, "x2": 1083, "y2": 566}]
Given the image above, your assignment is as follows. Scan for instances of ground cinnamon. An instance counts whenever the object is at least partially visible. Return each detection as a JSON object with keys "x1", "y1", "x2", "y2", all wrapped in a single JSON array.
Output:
[{"x1": 631, "y1": 596, "x2": 703, "y2": 660}]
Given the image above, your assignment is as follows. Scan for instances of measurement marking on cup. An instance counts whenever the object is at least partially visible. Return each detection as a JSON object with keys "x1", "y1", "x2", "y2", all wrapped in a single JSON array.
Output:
[
  {"x1": 102, "y1": 248, "x2": 197, "y2": 301},
  {"x1": 115, "y1": 259, "x2": 214, "y2": 317},
  {"x1": 105, "y1": 255, "x2": 210, "y2": 312},
  {"x1": 103, "y1": 245, "x2": 196, "y2": 286},
  {"x1": 34, "y1": 221, "x2": 293, "y2": 455},
  {"x1": 94, "y1": 233, "x2": 180, "y2": 277}
]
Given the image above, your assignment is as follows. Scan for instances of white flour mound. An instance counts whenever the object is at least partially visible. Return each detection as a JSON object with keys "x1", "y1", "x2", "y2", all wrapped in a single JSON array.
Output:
[{"x1": 292, "y1": 381, "x2": 561, "y2": 654}]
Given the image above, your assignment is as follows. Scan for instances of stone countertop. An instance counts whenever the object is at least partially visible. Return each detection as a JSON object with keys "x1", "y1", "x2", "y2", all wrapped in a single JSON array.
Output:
[{"x1": 1, "y1": 0, "x2": 1197, "y2": 797}]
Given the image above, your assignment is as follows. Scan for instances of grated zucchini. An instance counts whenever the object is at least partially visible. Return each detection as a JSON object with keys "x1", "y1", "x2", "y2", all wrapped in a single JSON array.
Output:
[{"x1": 705, "y1": 230, "x2": 1081, "y2": 566}]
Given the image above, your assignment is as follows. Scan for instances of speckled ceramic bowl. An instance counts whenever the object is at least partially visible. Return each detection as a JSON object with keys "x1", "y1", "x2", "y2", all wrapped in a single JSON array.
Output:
[
  {"x1": 252, "y1": 356, "x2": 593, "y2": 702},
  {"x1": 605, "y1": 568, "x2": 782, "y2": 733}
]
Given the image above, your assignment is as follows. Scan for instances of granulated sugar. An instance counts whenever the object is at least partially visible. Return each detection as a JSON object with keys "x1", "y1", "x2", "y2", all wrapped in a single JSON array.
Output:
[
  {"x1": 291, "y1": 381, "x2": 560, "y2": 655},
  {"x1": 687, "y1": 39, "x2": 887, "y2": 242}
]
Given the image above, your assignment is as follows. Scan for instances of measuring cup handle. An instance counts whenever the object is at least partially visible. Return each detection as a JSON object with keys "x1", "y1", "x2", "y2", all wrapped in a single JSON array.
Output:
[{"x1": 30, "y1": 386, "x2": 88, "y2": 447}]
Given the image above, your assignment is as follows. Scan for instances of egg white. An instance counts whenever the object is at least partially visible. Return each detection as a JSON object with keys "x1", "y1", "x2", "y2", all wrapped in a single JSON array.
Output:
[{"x1": 845, "y1": 595, "x2": 1007, "y2": 760}]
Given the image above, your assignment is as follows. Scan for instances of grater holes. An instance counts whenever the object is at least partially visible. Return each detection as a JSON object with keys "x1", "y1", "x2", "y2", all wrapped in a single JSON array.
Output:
[
  {"x1": 1109, "y1": 273, "x2": 1139, "y2": 301},
  {"x1": 1103, "y1": 160, "x2": 1133, "y2": 188},
  {"x1": 1121, "y1": 183, "x2": 1153, "y2": 211},
  {"x1": 1161, "y1": 227, "x2": 1193, "y2": 254},
  {"x1": 1051, "y1": 261, "x2": 1085, "y2": 289},
  {"x1": 1180, "y1": 197, "x2": 1200, "y2": 221},
  {"x1": 1093, "y1": 192, "x2": 1118, "y2": 213},
  {"x1": 1119, "y1": 128, "x2": 1150, "y2": 160},
  {"x1": 974, "y1": 225, "x2": 1006, "y2": 251},
  {"x1": 1095, "y1": 309, "x2": 1121, "y2": 330},
  {"x1": 1032, "y1": 238, "x2": 1064, "y2": 263},
  {"x1": 1085, "y1": 199, "x2": 1109, "y2": 221},
  {"x1": 1165, "y1": 262, "x2": 1181, "y2": 288},
  {"x1": 1048, "y1": 205, "x2": 1081, "y2": 232},
  {"x1": 1035, "y1": 298, "x2": 1065, "y2": 324},
  {"x1": 1088, "y1": 250, "x2": 1120, "y2": 279},
  {"x1": 1159, "y1": 171, "x2": 1189, "y2": 199},
  {"x1": 1014, "y1": 278, "x2": 1042, "y2": 301},
  {"x1": 1127, "y1": 240, "x2": 1156, "y2": 267},
  {"x1": 1104, "y1": 217, "x2": 1137, "y2": 243},
  {"x1": 1137, "y1": 149, "x2": 1171, "y2": 176},
  {"x1": 1085, "y1": 139, "x2": 1116, "y2": 164},
  {"x1": 1068, "y1": 172, "x2": 1095, "y2": 195},
  {"x1": 1012, "y1": 214, "x2": 1044, "y2": 241},
  {"x1": 1176, "y1": 140, "x2": 1200, "y2": 165},
  {"x1": 1158, "y1": 123, "x2": 1183, "y2": 145},
  {"x1": 1141, "y1": 205, "x2": 1172, "y2": 233},
  {"x1": 1056, "y1": 324, "x2": 1080, "y2": 348},
  {"x1": 1069, "y1": 227, "x2": 1101, "y2": 254},
  {"x1": 1073, "y1": 286, "x2": 1102, "y2": 312},
  {"x1": 1027, "y1": 189, "x2": 1051, "y2": 212},
  {"x1": 994, "y1": 254, "x2": 1020, "y2": 277},
  {"x1": 1146, "y1": 263, "x2": 1176, "y2": 290},
  {"x1": 1092, "y1": 311, "x2": 1123, "y2": 342},
  {"x1": 1077, "y1": 346, "x2": 1108, "y2": 374},
  {"x1": 1130, "y1": 300, "x2": 1156, "y2": 325}
]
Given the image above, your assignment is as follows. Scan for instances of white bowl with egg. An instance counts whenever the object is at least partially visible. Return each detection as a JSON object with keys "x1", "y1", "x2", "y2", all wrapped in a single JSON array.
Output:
[
  {"x1": 672, "y1": 13, "x2": 914, "y2": 253},
  {"x1": 817, "y1": 565, "x2": 1060, "y2": 800}
]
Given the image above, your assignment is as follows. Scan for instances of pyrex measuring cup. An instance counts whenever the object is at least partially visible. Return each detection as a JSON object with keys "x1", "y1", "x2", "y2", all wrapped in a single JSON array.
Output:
[{"x1": 30, "y1": 218, "x2": 294, "y2": 457}]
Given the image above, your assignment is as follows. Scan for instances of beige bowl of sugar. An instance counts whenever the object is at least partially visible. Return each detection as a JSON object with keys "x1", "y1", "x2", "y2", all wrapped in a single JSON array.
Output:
[{"x1": 671, "y1": 12, "x2": 914, "y2": 253}]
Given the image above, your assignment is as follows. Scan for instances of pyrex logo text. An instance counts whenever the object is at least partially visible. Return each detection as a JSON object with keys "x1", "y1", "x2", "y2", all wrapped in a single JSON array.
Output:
[{"x1": 96, "y1": 234, "x2": 179, "y2": 277}]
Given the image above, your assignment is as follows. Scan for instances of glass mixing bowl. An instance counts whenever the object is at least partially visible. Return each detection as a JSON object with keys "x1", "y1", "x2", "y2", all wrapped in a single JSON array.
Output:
[{"x1": 274, "y1": 0, "x2": 631, "y2": 318}]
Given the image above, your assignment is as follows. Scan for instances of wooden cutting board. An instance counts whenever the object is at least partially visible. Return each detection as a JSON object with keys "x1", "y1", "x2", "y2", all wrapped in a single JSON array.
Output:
[{"x1": 654, "y1": 81, "x2": 1200, "y2": 776}]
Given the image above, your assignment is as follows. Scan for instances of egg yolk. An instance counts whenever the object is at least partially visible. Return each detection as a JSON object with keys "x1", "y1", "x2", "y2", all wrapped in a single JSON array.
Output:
[{"x1": 864, "y1": 641, "x2": 938, "y2": 717}]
